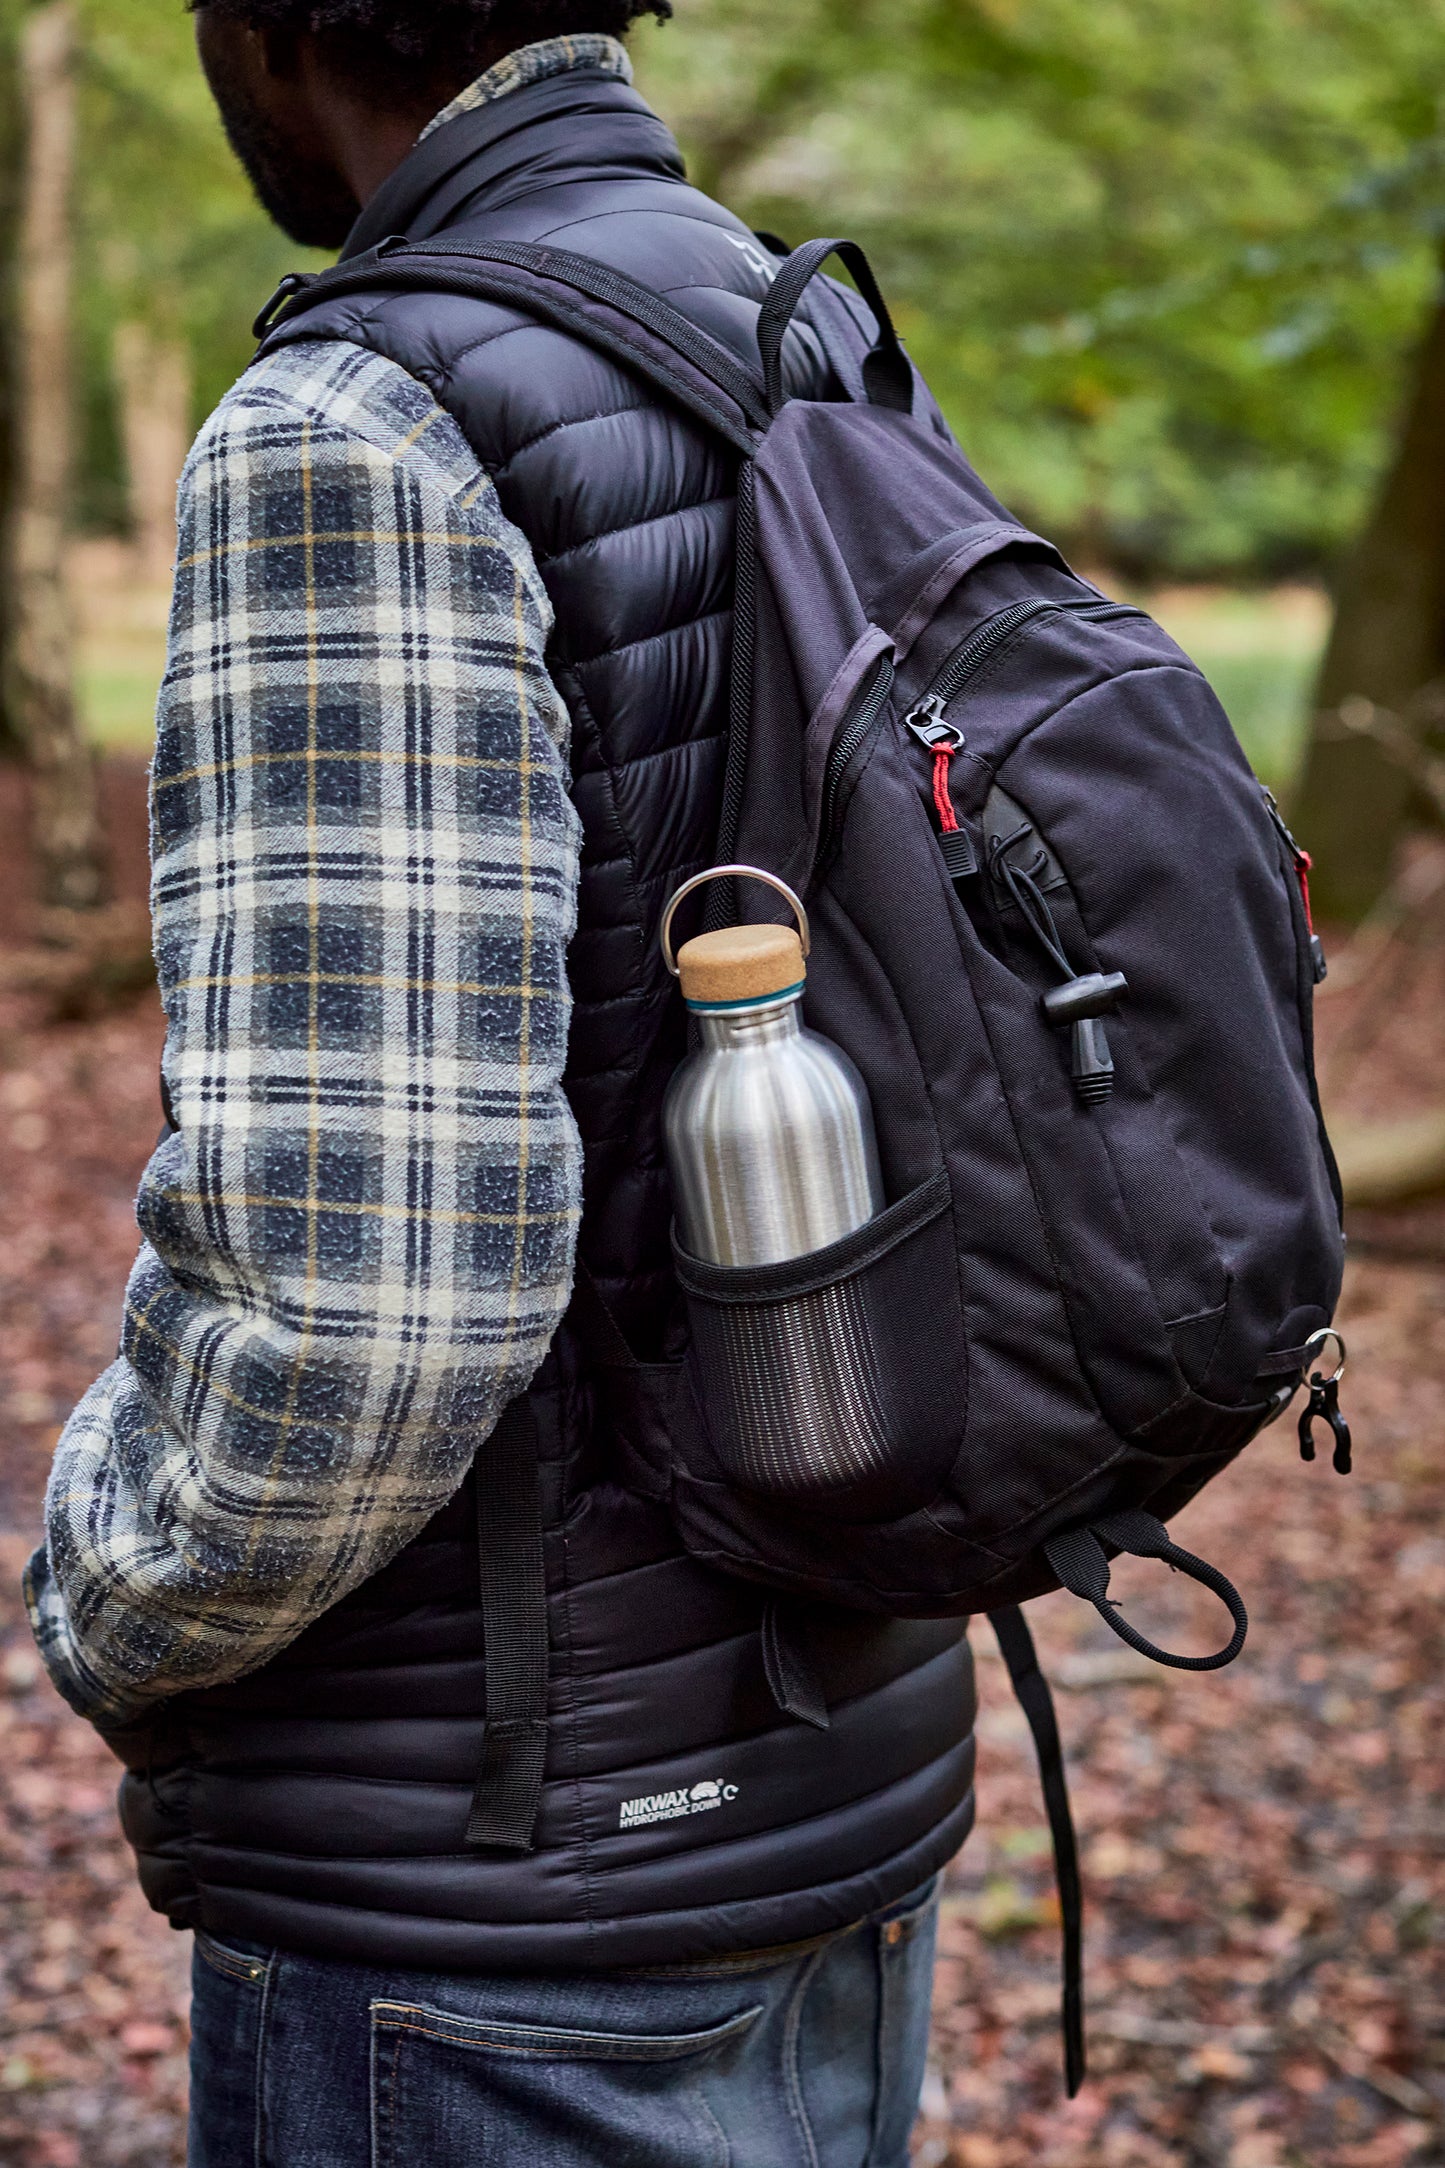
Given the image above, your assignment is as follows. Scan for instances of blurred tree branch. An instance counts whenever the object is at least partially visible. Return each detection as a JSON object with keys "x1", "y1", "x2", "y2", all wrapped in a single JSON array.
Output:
[
  {"x1": 1314, "y1": 685, "x2": 1445, "y2": 824},
  {"x1": 639, "y1": 0, "x2": 1445, "y2": 589}
]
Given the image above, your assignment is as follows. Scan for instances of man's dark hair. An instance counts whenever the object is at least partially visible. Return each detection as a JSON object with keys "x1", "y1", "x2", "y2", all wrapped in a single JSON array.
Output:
[{"x1": 193, "y1": 0, "x2": 671, "y2": 103}]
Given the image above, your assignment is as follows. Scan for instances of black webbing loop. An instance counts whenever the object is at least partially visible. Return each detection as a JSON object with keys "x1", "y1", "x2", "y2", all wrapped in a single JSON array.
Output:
[
  {"x1": 1044, "y1": 1507, "x2": 1248, "y2": 1673},
  {"x1": 755, "y1": 239, "x2": 913, "y2": 417},
  {"x1": 990, "y1": 1606, "x2": 1085, "y2": 2096},
  {"x1": 761, "y1": 1602, "x2": 830, "y2": 1730},
  {"x1": 465, "y1": 1396, "x2": 549, "y2": 1850}
]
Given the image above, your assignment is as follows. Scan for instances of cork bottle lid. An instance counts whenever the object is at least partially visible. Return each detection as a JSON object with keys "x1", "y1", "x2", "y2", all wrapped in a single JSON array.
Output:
[{"x1": 676, "y1": 923, "x2": 806, "y2": 1008}]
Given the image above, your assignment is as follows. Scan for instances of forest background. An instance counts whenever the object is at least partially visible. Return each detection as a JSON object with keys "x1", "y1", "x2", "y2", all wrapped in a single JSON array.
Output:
[
  {"x1": 2, "y1": 0, "x2": 1444, "y2": 904},
  {"x1": 45, "y1": 0, "x2": 1445, "y2": 586},
  {"x1": 2, "y1": 3, "x2": 1445, "y2": 2164}
]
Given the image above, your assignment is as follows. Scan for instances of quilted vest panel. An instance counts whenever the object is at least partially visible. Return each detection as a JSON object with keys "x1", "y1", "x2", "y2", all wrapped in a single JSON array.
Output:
[{"x1": 118, "y1": 68, "x2": 976, "y2": 1971}]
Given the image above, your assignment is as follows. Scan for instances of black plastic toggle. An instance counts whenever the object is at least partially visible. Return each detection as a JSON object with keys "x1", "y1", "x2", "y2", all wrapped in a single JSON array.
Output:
[
  {"x1": 1040, "y1": 971, "x2": 1129, "y2": 1027},
  {"x1": 1039, "y1": 972, "x2": 1129, "y2": 1107},
  {"x1": 1068, "y1": 1018, "x2": 1114, "y2": 1105}
]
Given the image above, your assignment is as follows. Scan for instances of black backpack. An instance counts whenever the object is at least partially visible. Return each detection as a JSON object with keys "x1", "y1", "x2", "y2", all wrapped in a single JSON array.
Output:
[{"x1": 258, "y1": 235, "x2": 1347, "y2": 2090}]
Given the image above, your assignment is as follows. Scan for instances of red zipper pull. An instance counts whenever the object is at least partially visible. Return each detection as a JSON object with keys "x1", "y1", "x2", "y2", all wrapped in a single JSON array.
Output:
[
  {"x1": 906, "y1": 706, "x2": 976, "y2": 879},
  {"x1": 932, "y1": 741, "x2": 961, "y2": 834},
  {"x1": 1263, "y1": 789, "x2": 1327, "y2": 983},
  {"x1": 1295, "y1": 846, "x2": 1316, "y2": 930}
]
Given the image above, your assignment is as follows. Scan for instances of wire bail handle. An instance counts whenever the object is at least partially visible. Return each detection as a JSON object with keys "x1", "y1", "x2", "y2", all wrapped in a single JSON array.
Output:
[{"x1": 660, "y1": 865, "x2": 811, "y2": 978}]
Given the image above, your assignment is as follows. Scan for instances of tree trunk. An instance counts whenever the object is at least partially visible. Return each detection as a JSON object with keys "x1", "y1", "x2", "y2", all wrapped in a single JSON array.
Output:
[
  {"x1": 0, "y1": 20, "x2": 25, "y2": 761},
  {"x1": 10, "y1": 0, "x2": 100, "y2": 908},
  {"x1": 1290, "y1": 276, "x2": 1445, "y2": 921},
  {"x1": 114, "y1": 320, "x2": 190, "y2": 586}
]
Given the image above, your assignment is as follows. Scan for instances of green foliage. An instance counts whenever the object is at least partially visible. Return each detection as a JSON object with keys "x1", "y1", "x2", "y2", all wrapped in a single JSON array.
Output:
[
  {"x1": 1144, "y1": 588, "x2": 1326, "y2": 790},
  {"x1": 26, "y1": 0, "x2": 1445, "y2": 576},
  {"x1": 635, "y1": 0, "x2": 1445, "y2": 576},
  {"x1": 70, "y1": 0, "x2": 322, "y2": 529}
]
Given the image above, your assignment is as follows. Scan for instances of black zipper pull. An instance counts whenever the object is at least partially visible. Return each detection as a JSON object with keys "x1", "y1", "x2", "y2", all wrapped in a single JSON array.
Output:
[
  {"x1": 1296, "y1": 1330, "x2": 1350, "y2": 1473},
  {"x1": 904, "y1": 693, "x2": 951, "y2": 738}
]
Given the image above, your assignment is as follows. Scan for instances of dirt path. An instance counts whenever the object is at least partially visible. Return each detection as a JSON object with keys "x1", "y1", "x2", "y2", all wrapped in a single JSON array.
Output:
[{"x1": 1, "y1": 765, "x2": 1442, "y2": 2165}]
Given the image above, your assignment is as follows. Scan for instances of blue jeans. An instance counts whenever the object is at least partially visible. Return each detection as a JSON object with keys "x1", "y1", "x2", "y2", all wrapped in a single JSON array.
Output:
[{"x1": 187, "y1": 1878, "x2": 939, "y2": 2167}]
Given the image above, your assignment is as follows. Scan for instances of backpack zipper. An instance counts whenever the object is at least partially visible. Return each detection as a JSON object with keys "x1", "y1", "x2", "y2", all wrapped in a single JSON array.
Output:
[
  {"x1": 1262, "y1": 787, "x2": 1327, "y2": 984},
  {"x1": 896, "y1": 598, "x2": 1147, "y2": 896},
  {"x1": 903, "y1": 597, "x2": 1148, "y2": 739},
  {"x1": 814, "y1": 599, "x2": 1144, "y2": 878},
  {"x1": 816, "y1": 650, "x2": 895, "y2": 869}
]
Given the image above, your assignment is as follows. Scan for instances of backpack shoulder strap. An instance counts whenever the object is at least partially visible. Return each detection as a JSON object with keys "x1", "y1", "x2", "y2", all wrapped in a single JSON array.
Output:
[
  {"x1": 254, "y1": 236, "x2": 771, "y2": 454},
  {"x1": 255, "y1": 233, "x2": 912, "y2": 450}
]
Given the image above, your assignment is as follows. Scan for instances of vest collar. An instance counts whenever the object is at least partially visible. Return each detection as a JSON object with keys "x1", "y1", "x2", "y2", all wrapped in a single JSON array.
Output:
[{"x1": 341, "y1": 70, "x2": 686, "y2": 261}]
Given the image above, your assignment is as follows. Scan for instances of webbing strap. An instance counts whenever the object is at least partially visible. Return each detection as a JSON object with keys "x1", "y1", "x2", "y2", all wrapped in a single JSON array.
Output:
[
  {"x1": 465, "y1": 1396, "x2": 549, "y2": 1851},
  {"x1": 394, "y1": 238, "x2": 773, "y2": 428},
  {"x1": 704, "y1": 455, "x2": 759, "y2": 931},
  {"x1": 989, "y1": 1605, "x2": 1086, "y2": 2096},
  {"x1": 253, "y1": 240, "x2": 765, "y2": 453}
]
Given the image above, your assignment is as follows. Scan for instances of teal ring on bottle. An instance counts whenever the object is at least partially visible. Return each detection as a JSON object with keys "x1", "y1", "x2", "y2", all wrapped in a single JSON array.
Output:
[{"x1": 684, "y1": 981, "x2": 805, "y2": 1015}]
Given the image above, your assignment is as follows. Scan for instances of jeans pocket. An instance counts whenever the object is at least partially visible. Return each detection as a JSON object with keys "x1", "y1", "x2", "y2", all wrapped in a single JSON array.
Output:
[
  {"x1": 369, "y1": 2000, "x2": 762, "y2": 2168},
  {"x1": 189, "y1": 1935, "x2": 274, "y2": 2168},
  {"x1": 195, "y1": 1931, "x2": 272, "y2": 1987}
]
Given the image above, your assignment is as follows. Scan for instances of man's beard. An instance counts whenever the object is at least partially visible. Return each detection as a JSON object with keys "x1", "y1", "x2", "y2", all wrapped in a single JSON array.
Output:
[{"x1": 208, "y1": 69, "x2": 358, "y2": 250}]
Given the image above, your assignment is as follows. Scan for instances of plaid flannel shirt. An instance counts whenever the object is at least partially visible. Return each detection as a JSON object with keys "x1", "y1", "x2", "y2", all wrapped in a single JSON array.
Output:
[{"x1": 25, "y1": 228, "x2": 588, "y2": 1724}]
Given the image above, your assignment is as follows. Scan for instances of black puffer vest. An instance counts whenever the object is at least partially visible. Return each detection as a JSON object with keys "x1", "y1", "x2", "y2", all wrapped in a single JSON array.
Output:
[{"x1": 120, "y1": 67, "x2": 976, "y2": 1971}]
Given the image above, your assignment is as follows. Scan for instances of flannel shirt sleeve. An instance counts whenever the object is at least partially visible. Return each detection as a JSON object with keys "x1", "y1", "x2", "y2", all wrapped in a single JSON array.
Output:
[{"x1": 24, "y1": 342, "x2": 583, "y2": 1728}]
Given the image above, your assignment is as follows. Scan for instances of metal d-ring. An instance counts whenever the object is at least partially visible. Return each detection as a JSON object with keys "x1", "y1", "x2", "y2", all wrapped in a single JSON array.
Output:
[
  {"x1": 660, "y1": 865, "x2": 812, "y2": 978},
  {"x1": 1301, "y1": 1327, "x2": 1346, "y2": 1385}
]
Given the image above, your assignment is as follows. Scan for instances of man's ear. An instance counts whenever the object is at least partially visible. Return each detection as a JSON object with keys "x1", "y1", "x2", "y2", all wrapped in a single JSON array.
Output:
[{"x1": 255, "y1": 20, "x2": 306, "y2": 82}]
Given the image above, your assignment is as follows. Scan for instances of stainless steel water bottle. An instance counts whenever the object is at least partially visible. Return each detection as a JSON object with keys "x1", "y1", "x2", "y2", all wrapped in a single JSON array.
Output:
[{"x1": 661, "y1": 868, "x2": 883, "y2": 1268}]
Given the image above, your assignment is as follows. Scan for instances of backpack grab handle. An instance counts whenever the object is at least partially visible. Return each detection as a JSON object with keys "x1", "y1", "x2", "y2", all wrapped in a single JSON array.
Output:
[
  {"x1": 1044, "y1": 1508, "x2": 1248, "y2": 1671},
  {"x1": 756, "y1": 239, "x2": 913, "y2": 418}
]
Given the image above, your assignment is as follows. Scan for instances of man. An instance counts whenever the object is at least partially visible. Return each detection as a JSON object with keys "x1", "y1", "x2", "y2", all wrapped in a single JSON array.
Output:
[{"x1": 25, "y1": 5, "x2": 976, "y2": 2160}]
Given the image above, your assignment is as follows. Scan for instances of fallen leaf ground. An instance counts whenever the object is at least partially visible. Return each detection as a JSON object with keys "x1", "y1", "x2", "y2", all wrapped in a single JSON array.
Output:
[{"x1": 0, "y1": 762, "x2": 1441, "y2": 2167}]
